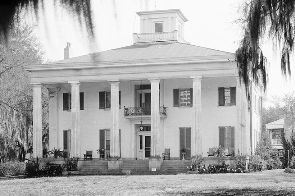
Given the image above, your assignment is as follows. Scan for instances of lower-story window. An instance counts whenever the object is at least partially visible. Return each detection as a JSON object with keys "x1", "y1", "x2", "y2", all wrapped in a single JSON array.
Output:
[
  {"x1": 219, "y1": 126, "x2": 235, "y2": 154},
  {"x1": 99, "y1": 129, "x2": 110, "y2": 158},
  {"x1": 63, "y1": 130, "x2": 71, "y2": 158}
]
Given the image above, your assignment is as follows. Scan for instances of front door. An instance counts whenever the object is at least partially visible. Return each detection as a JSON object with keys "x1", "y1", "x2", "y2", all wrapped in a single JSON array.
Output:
[
  {"x1": 137, "y1": 125, "x2": 151, "y2": 159},
  {"x1": 179, "y1": 127, "x2": 191, "y2": 159}
]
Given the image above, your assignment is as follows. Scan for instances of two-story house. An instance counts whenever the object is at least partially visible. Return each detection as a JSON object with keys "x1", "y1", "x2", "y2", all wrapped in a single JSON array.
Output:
[{"x1": 27, "y1": 9, "x2": 262, "y2": 160}]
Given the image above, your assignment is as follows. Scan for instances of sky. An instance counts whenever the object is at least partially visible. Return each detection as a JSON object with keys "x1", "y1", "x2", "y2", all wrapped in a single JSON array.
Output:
[{"x1": 26, "y1": 0, "x2": 295, "y2": 106}]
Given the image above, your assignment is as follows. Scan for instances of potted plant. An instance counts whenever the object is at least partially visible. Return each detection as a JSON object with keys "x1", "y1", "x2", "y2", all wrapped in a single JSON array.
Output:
[{"x1": 181, "y1": 148, "x2": 186, "y2": 160}]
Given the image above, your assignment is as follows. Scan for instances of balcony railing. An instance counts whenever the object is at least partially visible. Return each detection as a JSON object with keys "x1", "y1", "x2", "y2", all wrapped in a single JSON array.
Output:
[
  {"x1": 133, "y1": 30, "x2": 180, "y2": 43},
  {"x1": 271, "y1": 139, "x2": 282, "y2": 145},
  {"x1": 124, "y1": 106, "x2": 167, "y2": 117}
]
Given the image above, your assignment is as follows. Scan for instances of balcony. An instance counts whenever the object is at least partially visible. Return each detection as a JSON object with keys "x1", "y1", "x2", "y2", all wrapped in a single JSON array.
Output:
[
  {"x1": 133, "y1": 30, "x2": 181, "y2": 43},
  {"x1": 124, "y1": 106, "x2": 167, "y2": 119}
]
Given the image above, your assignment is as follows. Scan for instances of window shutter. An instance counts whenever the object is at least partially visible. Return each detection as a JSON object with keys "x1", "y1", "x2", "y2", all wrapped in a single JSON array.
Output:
[
  {"x1": 106, "y1": 91, "x2": 111, "y2": 108},
  {"x1": 119, "y1": 91, "x2": 121, "y2": 108},
  {"x1": 190, "y1": 88, "x2": 193, "y2": 107},
  {"x1": 218, "y1": 87, "x2": 225, "y2": 106},
  {"x1": 185, "y1": 128, "x2": 191, "y2": 158},
  {"x1": 80, "y1": 92, "x2": 84, "y2": 110},
  {"x1": 99, "y1": 129, "x2": 105, "y2": 149},
  {"x1": 230, "y1": 87, "x2": 236, "y2": 106},
  {"x1": 63, "y1": 130, "x2": 68, "y2": 150},
  {"x1": 219, "y1": 127, "x2": 225, "y2": 148},
  {"x1": 99, "y1": 91, "x2": 106, "y2": 109},
  {"x1": 63, "y1": 93, "x2": 69, "y2": 111},
  {"x1": 179, "y1": 128, "x2": 185, "y2": 158},
  {"x1": 230, "y1": 127, "x2": 235, "y2": 149},
  {"x1": 173, "y1": 89, "x2": 179, "y2": 107}
]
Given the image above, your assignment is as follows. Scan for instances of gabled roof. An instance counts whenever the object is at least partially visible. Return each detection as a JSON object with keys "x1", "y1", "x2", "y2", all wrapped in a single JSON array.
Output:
[
  {"x1": 265, "y1": 118, "x2": 284, "y2": 130},
  {"x1": 28, "y1": 42, "x2": 235, "y2": 71}
]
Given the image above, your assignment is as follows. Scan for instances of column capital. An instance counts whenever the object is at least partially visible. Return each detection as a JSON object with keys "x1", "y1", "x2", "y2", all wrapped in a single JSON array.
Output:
[
  {"x1": 31, "y1": 83, "x2": 42, "y2": 87},
  {"x1": 109, "y1": 80, "x2": 120, "y2": 85},
  {"x1": 190, "y1": 75, "x2": 202, "y2": 80},
  {"x1": 68, "y1": 81, "x2": 80, "y2": 85},
  {"x1": 149, "y1": 78, "x2": 160, "y2": 83}
]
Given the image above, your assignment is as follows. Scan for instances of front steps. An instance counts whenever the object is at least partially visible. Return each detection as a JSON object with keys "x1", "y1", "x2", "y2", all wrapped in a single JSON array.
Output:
[
  {"x1": 78, "y1": 159, "x2": 191, "y2": 175},
  {"x1": 160, "y1": 160, "x2": 191, "y2": 174}
]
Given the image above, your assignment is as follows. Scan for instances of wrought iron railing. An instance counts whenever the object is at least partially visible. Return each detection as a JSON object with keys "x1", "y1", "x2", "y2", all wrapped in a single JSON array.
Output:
[{"x1": 124, "y1": 106, "x2": 167, "y2": 117}]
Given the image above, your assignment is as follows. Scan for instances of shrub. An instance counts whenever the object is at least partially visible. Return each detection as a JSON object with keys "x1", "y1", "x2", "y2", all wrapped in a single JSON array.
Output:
[
  {"x1": 189, "y1": 155, "x2": 204, "y2": 171},
  {"x1": 284, "y1": 167, "x2": 295, "y2": 173},
  {"x1": 64, "y1": 158, "x2": 78, "y2": 171},
  {"x1": 0, "y1": 162, "x2": 26, "y2": 177},
  {"x1": 234, "y1": 155, "x2": 247, "y2": 171},
  {"x1": 25, "y1": 159, "x2": 65, "y2": 177},
  {"x1": 289, "y1": 156, "x2": 295, "y2": 169},
  {"x1": 249, "y1": 155, "x2": 266, "y2": 171}
]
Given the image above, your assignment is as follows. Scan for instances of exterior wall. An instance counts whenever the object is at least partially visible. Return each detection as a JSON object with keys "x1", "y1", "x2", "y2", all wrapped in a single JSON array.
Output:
[{"x1": 48, "y1": 76, "x2": 255, "y2": 158}]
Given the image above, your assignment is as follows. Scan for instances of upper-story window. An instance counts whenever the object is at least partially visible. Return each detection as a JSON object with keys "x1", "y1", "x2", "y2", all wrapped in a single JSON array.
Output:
[
  {"x1": 99, "y1": 91, "x2": 121, "y2": 109},
  {"x1": 155, "y1": 22, "x2": 163, "y2": 33},
  {"x1": 173, "y1": 88, "x2": 193, "y2": 107},
  {"x1": 218, "y1": 87, "x2": 236, "y2": 106},
  {"x1": 63, "y1": 92, "x2": 84, "y2": 111}
]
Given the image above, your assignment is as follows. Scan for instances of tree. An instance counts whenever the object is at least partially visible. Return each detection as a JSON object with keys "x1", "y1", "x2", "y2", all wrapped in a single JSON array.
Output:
[
  {"x1": 0, "y1": 0, "x2": 94, "y2": 41},
  {"x1": 0, "y1": 24, "x2": 44, "y2": 162},
  {"x1": 236, "y1": 1, "x2": 295, "y2": 96}
]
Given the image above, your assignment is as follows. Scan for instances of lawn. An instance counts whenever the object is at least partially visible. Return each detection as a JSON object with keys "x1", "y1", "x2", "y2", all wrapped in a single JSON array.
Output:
[{"x1": 0, "y1": 170, "x2": 294, "y2": 195}]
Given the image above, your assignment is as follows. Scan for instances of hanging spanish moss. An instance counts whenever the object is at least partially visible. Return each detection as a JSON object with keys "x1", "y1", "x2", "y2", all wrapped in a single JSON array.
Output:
[
  {"x1": 236, "y1": 0, "x2": 295, "y2": 97},
  {"x1": 0, "y1": 0, "x2": 94, "y2": 41}
]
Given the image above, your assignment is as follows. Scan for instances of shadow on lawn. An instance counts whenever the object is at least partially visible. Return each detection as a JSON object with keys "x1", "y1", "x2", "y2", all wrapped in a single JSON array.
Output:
[{"x1": 168, "y1": 188, "x2": 295, "y2": 195}]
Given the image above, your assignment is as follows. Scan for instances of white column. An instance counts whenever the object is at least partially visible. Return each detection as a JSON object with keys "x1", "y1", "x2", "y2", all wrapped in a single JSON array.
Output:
[
  {"x1": 110, "y1": 81, "x2": 120, "y2": 157},
  {"x1": 150, "y1": 79, "x2": 160, "y2": 156},
  {"x1": 48, "y1": 89, "x2": 59, "y2": 150},
  {"x1": 192, "y1": 76, "x2": 202, "y2": 155},
  {"x1": 69, "y1": 81, "x2": 80, "y2": 157},
  {"x1": 236, "y1": 77, "x2": 242, "y2": 154},
  {"x1": 32, "y1": 83, "x2": 42, "y2": 158}
]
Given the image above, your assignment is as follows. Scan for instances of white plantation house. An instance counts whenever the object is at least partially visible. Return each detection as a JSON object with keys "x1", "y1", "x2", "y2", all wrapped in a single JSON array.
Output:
[{"x1": 27, "y1": 9, "x2": 262, "y2": 160}]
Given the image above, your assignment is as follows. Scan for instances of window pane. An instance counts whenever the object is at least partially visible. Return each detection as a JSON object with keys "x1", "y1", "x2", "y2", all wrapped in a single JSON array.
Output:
[
  {"x1": 139, "y1": 135, "x2": 143, "y2": 150},
  {"x1": 224, "y1": 88, "x2": 231, "y2": 106},
  {"x1": 155, "y1": 23, "x2": 163, "y2": 33},
  {"x1": 179, "y1": 89, "x2": 191, "y2": 106},
  {"x1": 106, "y1": 140, "x2": 110, "y2": 150},
  {"x1": 106, "y1": 92, "x2": 111, "y2": 108}
]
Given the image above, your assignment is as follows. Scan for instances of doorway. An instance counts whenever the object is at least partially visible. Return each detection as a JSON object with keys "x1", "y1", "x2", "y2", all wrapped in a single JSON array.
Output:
[
  {"x1": 137, "y1": 125, "x2": 151, "y2": 159},
  {"x1": 63, "y1": 130, "x2": 71, "y2": 158},
  {"x1": 179, "y1": 127, "x2": 191, "y2": 159}
]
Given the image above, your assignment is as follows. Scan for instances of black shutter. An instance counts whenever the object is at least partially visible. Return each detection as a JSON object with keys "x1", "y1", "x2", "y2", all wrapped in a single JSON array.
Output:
[
  {"x1": 80, "y1": 92, "x2": 84, "y2": 110},
  {"x1": 219, "y1": 127, "x2": 225, "y2": 148},
  {"x1": 230, "y1": 87, "x2": 236, "y2": 106},
  {"x1": 119, "y1": 91, "x2": 121, "y2": 108},
  {"x1": 63, "y1": 93, "x2": 69, "y2": 111},
  {"x1": 173, "y1": 89, "x2": 179, "y2": 107},
  {"x1": 99, "y1": 91, "x2": 106, "y2": 109},
  {"x1": 218, "y1": 87, "x2": 225, "y2": 106},
  {"x1": 106, "y1": 92, "x2": 111, "y2": 108},
  {"x1": 190, "y1": 88, "x2": 193, "y2": 107},
  {"x1": 179, "y1": 128, "x2": 185, "y2": 158},
  {"x1": 63, "y1": 130, "x2": 68, "y2": 150},
  {"x1": 185, "y1": 128, "x2": 191, "y2": 158},
  {"x1": 99, "y1": 129, "x2": 105, "y2": 149},
  {"x1": 230, "y1": 127, "x2": 235, "y2": 149}
]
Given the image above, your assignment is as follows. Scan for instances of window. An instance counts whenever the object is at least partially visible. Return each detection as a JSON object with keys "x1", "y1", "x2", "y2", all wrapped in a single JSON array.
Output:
[
  {"x1": 63, "y1": 92, "x2": 84, "y2": 111},
  {"x1": 179, "y1": 127, "x2": 191, "y2": 159},
  {"x1": 219, "y1": 126, "x2": 235, "y2": 153},
  {"x1": 218, "y1": 87, "x2": 236, "y2": 106},
  {"x1": 155, "y1": 22, "x2": 163, "y2": 33},
  {"x1": 100, "y1": 129, "x2": 110, "y2": 151},
  {"x1": 139, "y1": 135, "x2": 143, "y2": 150},
  {"x1": 173, "y1": 88, "x2": 193, "y2": 107},
  {"x1": 99, "y1": 91, "x2": 121, "y2": 109}
]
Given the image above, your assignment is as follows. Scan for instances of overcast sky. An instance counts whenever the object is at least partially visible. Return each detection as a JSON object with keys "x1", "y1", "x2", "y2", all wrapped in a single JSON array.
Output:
[{"x1": 28, "y1": 0, "x2": 295, "y2": 105}]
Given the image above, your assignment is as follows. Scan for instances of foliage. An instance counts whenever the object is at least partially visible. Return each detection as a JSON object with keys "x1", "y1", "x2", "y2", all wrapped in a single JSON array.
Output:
[
  {"x1": 189, "y1": 155, "x2": 204, "y2": 171},
  {"x1": 0, "y1": 0, "x2": 94, "y2": 41},
  {"x1": 236, "y1": 0, "x2": 295, "y2": 96},
  {"x1": 281, "y1": 131, "x2": 295, "y2": 168},
  {"x1": 208, "y1": 146, "x2": 229, "y2": 157},
  {"x1": 0, "y1": 161, "x2": 26, "y2": 176},
  {"x1": 64, "y1": 158, "x2": 78, "y2": 171},
  {"x1": 0, "y1": 25, "x2": 46, "y2": 161},
  {"x1": 25, "y1": 158, "x2": 65, "y2": 177},
  {"x1": 48, "y1": 148, "x2": 64, "y2": 158},
  {"x1": 249, "y1": 155, "x2": 266, "y2": 172},
  {"x1": 234, "y1": 155, "x2": 247, "y2": 171},
  {"x1": 290, "y1": 156, "x2": 295, "y2": 169}
]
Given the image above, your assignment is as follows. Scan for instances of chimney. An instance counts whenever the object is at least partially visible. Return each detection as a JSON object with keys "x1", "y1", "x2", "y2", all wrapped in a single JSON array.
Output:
[{"x1": 64, "y1": 42, "x2": 71, "y2": 60}]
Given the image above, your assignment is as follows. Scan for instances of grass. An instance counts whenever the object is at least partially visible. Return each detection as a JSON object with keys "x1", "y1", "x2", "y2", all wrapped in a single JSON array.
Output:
[{"x1": 0, "y1": 170, "x2": 294, "y2": 195}]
